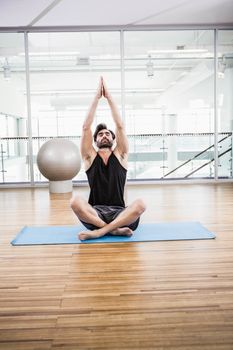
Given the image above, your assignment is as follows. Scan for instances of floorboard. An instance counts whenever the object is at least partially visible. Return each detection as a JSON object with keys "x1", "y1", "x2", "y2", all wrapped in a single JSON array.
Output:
[{"x1": 0, "y1": 183, "x2": 233, "y2": 349}]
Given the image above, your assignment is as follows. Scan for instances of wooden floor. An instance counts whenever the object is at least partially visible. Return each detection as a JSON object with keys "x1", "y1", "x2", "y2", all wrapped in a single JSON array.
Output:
[{"x1": 0, "y1": 183, "x2": 233, "y2": 350}]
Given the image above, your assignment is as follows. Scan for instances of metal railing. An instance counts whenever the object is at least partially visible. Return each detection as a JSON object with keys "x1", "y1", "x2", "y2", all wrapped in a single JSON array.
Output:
[
  {"x1": 0, "y1": 132, "x2": 232, "y2": 183},
  {"x1": 162, "y1": 134, "x2": 232, "y2": 178}
]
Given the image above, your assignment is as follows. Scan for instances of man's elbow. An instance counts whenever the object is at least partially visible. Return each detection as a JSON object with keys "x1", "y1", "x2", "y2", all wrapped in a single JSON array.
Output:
[
  {"x1": 82, "y1": 124, "x2": 91, "y2": 132},
  {"x1": 116, "y1": 123, "x2": 124, "y2": 130}
]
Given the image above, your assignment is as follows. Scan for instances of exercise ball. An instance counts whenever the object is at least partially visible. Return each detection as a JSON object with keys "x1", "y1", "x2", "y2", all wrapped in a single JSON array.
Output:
[{"x1": 37, "y1": 138, "x2": 81, "y2": 193}]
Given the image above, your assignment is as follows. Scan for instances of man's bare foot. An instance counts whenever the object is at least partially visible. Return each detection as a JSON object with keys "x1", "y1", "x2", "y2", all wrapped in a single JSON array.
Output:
[
  {"x1": 78, "y1": 230, "x2": 101, "y2": 241},
  {"x1": 111, "y1": 227, "x2": 133, "y2": 237},
  {"x1": 78, "y1": 227, "x2": 133, "y2": 241}
]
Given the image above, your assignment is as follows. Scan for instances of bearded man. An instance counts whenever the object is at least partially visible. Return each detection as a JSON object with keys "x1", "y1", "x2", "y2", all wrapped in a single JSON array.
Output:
[{"x1": 70, "y1": 77, "x2": 146, "y2": 241}]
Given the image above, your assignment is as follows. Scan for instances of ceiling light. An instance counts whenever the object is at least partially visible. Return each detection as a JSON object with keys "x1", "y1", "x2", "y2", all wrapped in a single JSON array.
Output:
[
  {"x1": 76, "y1": 56, "x2": 90, "y2": 66},
  {"x1": 146, "y1": 55, "x2": 154, "y2": 78},
  {"x1": 3, "y1": 58, "x2": 11, "y2": 80},
  {"x1": 218, "y1": 61, "x2": 226, "y2": 78}
]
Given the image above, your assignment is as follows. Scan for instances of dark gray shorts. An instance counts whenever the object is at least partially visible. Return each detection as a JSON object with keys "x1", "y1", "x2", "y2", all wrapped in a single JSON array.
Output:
[{"x1": 80, "y1": 205, "x2": 140, "y2": 232}]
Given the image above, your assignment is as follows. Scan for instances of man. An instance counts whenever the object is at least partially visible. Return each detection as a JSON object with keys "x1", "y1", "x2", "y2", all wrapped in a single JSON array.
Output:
[{"x1": 70, "y1": 77, "x2": 146, "y2": 241}]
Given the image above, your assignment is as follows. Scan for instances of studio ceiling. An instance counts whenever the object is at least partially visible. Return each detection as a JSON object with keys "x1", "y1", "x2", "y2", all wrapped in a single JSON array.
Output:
[{"x1": 0, "y1": 0, "x2": 233, "y2": 28}]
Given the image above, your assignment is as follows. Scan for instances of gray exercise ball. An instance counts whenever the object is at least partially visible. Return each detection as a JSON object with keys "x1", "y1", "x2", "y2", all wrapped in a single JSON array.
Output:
[{"x1": 37, "y1": 138, "x2": 81, "y2": 182}]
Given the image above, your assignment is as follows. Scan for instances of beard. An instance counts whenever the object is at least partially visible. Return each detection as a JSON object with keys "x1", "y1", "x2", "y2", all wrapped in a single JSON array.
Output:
[{"x1": 97, "y1": 139, "x2": 113, "y2": 149}]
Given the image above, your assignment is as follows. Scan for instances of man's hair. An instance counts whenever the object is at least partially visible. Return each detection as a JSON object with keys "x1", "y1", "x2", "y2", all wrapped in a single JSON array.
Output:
[{"x1": 93, "y1": 123, "x2": 115, "y2": 142}]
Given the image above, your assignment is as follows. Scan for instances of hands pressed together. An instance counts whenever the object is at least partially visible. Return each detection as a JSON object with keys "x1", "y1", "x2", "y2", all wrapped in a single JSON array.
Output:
[{"x1": 96, "y1": 76, "x2": 111, "y2": 100}]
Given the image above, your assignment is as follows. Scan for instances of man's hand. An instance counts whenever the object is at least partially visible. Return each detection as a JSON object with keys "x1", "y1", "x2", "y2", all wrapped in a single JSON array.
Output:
[
  {"x1": 102, "y1": 78, "x2": 111, "y2": 100},
  {"x1": 96, "y1": 77, "x2": 103, "y2": 99}
]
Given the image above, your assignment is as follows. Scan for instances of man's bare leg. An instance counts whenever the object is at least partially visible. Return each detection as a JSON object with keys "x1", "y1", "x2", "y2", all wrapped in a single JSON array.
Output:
[
  {"x1": 78, "y1": 199, "x2": 146, "y2": 241},
  {"x1": 70, "y1": 196, "x2": 132, "y2": 238},
  {"x1": 70, "y1": 195, "x2": 106, "y2": 228}
]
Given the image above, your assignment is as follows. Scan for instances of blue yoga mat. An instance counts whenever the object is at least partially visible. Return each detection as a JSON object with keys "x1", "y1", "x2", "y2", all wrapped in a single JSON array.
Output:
[{"x1": 11, "y1": 222, "x2": 215, "y2": 245}]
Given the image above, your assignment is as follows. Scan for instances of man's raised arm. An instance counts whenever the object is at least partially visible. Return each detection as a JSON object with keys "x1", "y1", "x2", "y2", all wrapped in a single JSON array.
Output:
[
  {"x1": 102, "y1": 79, "x2": 129, "y2": 159},
  {"x1": 80, "y1": 78, "x2": 102, "y2": 163}
]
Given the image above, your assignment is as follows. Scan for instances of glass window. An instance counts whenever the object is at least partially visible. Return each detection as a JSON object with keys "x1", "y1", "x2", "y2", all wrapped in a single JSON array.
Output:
[
  {"x1": 124, "y1": 30, "x2": 215, "y2": 179},
  {"x1": 1, "y1": 29, "x2": 232, "y2": 185},
  {"x1": 0, "y1": 33, "x2": 28, "y2": 183},
  {"x1": 28, "y1": 32, "x2": 121, "y2": 182},
  {"x1": 217, "y1": 30, "x2": 233, "y2": 179}
]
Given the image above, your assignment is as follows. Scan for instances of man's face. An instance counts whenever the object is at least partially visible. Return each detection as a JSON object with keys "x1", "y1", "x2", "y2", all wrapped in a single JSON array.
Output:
[{"x1": 96, "y1": 129, "x2": 114, "y2": 149}]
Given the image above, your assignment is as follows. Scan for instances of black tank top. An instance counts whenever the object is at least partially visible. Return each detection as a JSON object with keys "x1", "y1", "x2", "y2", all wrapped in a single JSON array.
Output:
[{"x1": 86, "y1": 152, "x2": 127, "y2": 207}]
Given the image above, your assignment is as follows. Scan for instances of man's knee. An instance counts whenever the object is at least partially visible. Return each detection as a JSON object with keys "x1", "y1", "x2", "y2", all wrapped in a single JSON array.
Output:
[
  {"x1": 70, "y1": 196, "x2": 77, "y2": 209},
  {"x1": 70, "y1": 195, "x2": 84, "y2": 213},
  {"x1": 133, "y1": 199, "x2": 146, "y2": 216}
]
